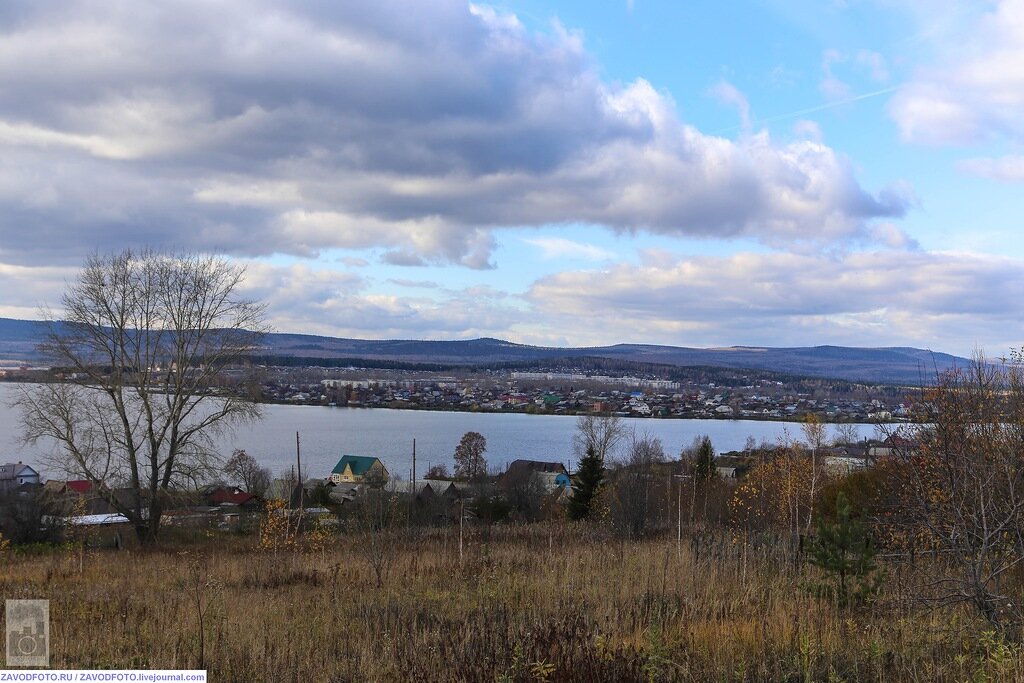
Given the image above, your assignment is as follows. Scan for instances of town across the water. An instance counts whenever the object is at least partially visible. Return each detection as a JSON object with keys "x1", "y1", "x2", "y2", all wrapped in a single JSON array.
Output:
[{"x1": 262, "y1": 367, "x2": 911, "y2": 422}]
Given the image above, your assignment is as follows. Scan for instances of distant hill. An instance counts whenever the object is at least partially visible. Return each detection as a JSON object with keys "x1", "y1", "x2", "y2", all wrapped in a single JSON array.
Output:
[
  {"x1": 0, "y1": 316, "x2": 970, "y2": 384},
  {"x1": 0, "y1": 318, "x2": 55, "y2": 365}
]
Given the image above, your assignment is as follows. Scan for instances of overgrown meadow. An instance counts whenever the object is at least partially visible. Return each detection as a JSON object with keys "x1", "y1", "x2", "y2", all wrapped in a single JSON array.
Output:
[{"x1": 2, "y1": 523, "x2": 1020, "y2": 682}]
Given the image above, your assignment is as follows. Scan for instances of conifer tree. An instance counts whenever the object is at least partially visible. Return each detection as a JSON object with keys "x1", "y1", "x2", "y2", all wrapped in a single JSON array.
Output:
[
  {"x1": 692, "y1": 435, "x2": 716, "y2": 483},
  {"x1": 805, "y1": 492, "x2": 883, "y2": 608},
  {"x1": 568, "y1": 445, "x2": 604, "y2": 521}
]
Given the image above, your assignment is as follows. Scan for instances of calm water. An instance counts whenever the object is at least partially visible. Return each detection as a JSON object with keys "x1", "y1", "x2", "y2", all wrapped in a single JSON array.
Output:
[{"x1": 0, "y1": 383, "x2": 881, "y2": 480}]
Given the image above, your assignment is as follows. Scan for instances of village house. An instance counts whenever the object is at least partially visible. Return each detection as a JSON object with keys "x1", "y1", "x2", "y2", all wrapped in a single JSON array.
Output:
[
  {"x1": 42, "y1": 479, "x2": 98, "y2": 496},
  {"x1": 0, "y1": 462, "x2": 40, "y2": 493},
  {"x1": 500, "y1": 460, "x2": 571, "y2": 493},
  {"x1": 330, "y1": 455, "x2": 389, "y2": 485},
  {"x1": 867, "y1": 434, "x2": 919, "y2": 459},
  {"x1": 202, "y1": 485, "x2": 263, "y2": 511}
]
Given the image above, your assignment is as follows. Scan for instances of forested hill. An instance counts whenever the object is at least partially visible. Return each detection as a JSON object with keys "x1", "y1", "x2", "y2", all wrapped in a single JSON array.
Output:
[{"x1": 0, "y1": 317, "x2": 969, "y2": 385}]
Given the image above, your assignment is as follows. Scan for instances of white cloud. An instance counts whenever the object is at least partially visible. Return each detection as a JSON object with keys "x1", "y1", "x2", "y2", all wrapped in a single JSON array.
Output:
[
  {"x1": 820, "y1": 49, "x2": 851, "y2": 102},
  {"x1": 0, "y1": 1, "x2": 907, "y2": 268},
  {"x1": 238, "y1": 261, "x2": 525, "y2": 339},
  {"x1": 958, "y1": 155, "x2": 1024, "y2": 182},
  {"x1": 890, "y1": 0, "x2": 1024, "y2": 145},
  {"x1": 855, "y1": 50, "x2": 889, "y2": 83},
  {"x1": 3, "y1": 248, "x2": 1017, "y2": 355},
  {"x1": 708, "y1": 80, "x2": 752, "y2": 133},
  {"x1": 820, "y1": 49, "x2": 889, "y2": 105},
  {"x1": 522, "y1": 237, "x2": 616, "y2": 262},
  {"x1": 0, "y1": 264, "x2": 75, "y2": 316},
  {"x1": 868, "y1": 222, "x2": 919, "y2": 250},
  {"x1": 792, "y1": 119, "x2": 823, "y2": 142},
  {"x1": 526, "y1": 250, "x2": 1024, "y2": 352}
]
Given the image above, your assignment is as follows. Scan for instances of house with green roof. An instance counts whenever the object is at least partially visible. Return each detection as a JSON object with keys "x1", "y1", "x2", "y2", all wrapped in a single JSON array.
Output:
[{"x1": 330, "y1": 455, "x2": 389, "y2": 485}]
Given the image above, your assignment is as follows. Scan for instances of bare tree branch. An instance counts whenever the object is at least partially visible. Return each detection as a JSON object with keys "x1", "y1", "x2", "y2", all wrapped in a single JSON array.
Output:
[{"x1": 17, "y1": 250, "x2": 268, "y2": 543}]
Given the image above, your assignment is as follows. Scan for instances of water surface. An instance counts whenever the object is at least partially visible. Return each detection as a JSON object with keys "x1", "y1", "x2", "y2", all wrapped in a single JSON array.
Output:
[{"x1": 0, "y1": 383, "x2": 882, "y2": 480}]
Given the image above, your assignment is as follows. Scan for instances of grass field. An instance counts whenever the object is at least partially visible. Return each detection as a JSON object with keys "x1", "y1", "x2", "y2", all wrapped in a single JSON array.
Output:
[
  {"x1": 4, "y1": 520, "x2": 1019, "y2": 679},
  {"x1": 2, "y1": 523, "x2": 1021, "y2": 682}
]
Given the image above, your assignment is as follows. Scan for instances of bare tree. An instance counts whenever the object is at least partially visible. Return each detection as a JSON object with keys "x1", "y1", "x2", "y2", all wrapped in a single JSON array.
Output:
[
  {"x1": 18, "y1": 250, "x2": 267, "y2": 544},
  {"x1": 573, "y1": 413, "x2": 626, "y2": 463},
  {"x1": 802, "y1": 414, "x2": 827, "y2": 533},
  {"x1": 347, "y1": 487, "x2": 406, "y2": 588},
  {"x1": 832, "y1": 422, "x2": 860, "y2": 446},
  {"x1": 607, "y1": 434, "x2": 666, "y2": 538},
  {"x1": 453, "y1": 431, "x2": 487, "y2": 481},
  {"x1": 224, "y1": 449, "x2": 271, "y2": 497},
  {"x1": 889, "y1": 354, "x2": 1024, "y2": 632},
  {"x1": 424, "y1": 463, "x2": 450, "y2": 479}
]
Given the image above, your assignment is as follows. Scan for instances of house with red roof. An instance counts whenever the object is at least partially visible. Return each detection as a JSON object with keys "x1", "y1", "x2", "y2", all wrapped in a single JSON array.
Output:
[{"x1": 203, "y1": 485, "x2": 263, "y2": 511}]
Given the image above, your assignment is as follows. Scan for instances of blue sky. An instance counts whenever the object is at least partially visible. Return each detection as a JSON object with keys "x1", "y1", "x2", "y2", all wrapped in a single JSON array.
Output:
[{"x1": 0, "y1": 0, "x2": 1021, "y2": 356}]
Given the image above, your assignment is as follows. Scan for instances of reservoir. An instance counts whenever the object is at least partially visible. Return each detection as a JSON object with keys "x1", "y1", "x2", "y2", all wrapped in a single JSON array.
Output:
[{"x1": 0, "y1": 383, "x2": 884, "y2": 481}]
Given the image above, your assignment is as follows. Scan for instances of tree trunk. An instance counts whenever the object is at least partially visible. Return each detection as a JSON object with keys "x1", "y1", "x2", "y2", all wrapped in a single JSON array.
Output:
[{"x1": 136, "y1": 501, "x2": 162, "y2": 545}]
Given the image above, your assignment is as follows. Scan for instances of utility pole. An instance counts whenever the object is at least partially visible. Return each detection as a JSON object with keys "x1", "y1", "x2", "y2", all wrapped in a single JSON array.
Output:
[
  {"x1": 668, "y1": 473, "x2": 684, "y2": 549},
  {"x1": 295, "y1": 431, "x2": 304, "y2": 536},
  {"x1": 409, "y1": 438, "x2": 417, "y2": 520},
  {"x1": 296, "y1": 431, "x2": 302, "y2": 500},
  {"x1": 677, "y1": 474, "x2": 682, "y2": 546}
]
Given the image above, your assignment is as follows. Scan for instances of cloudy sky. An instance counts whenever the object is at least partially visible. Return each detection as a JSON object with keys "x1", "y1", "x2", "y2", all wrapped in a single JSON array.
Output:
[{"x1": 0, "y1": 0, "x2": 1020, "y2": 355}]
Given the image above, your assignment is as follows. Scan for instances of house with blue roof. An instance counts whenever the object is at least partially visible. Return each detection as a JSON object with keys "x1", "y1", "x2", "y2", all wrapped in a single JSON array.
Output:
[{"x1": 330, "y1": 455, "x2": 389, "y2": 485}]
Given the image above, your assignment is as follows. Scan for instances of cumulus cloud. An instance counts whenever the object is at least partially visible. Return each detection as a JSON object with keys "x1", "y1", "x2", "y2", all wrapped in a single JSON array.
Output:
[
  {"x1": 3, "y1": 247, "x2": 1016, "y2": 355},
  {"x1": 0, "y1": 1, "x2": 907, "y2": 268},
  {"x1": 527, "y1": 250, "x2": 1024, "y2": 351},
  {"x1": 890, "y1": 0, "x2": 1024, "y2": 145},
  {"x1": 238, "y1": 261, "x2": 525, "y2": 339},
  {"x1": 868, "y1": 222, "x2": 919, "y2": 250},
  {"x1": 0, "y1": 263, "x2": 76, "y2": 320}
]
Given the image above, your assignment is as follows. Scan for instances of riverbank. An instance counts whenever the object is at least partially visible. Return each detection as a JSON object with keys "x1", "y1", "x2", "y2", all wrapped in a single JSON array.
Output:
[{"x1": 260, "y1": 396, "x2": 906, "y2": 425}]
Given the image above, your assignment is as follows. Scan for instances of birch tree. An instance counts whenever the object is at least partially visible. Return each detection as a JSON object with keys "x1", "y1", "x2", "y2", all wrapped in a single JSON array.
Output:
[{"x1": 18, "y1": 250, "x2": 267, "y2": 543}]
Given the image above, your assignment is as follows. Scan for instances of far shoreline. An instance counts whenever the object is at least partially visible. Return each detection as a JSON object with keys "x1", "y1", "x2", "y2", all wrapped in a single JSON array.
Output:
[{"x1": 258, "y1": 396, "x2": 907, "y2": 427}]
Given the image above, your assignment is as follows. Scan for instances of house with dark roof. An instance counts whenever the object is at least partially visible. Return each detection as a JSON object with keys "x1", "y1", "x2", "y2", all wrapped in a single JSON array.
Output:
[
  {"x1": 330, "y1": 455, "x2": 389, "y2": 485},
  {"x1": 500, "y1": 460, "x2": 571, "y2": 493},
  {"x1": 421, "y1": 479, "x2": 459, "y2": 499},
  {"x1": 506, "y1": 460, "x2": 568, "y2": 476}
]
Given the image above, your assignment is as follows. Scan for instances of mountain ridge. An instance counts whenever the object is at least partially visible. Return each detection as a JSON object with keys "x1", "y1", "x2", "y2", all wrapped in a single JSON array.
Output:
[{"x1": 0, "y1": 316, "x2": 970, "y2": 384}]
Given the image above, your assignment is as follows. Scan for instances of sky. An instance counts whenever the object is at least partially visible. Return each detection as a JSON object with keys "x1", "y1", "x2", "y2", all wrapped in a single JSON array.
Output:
[{"x1": 0, "y1": 0, "x2": 1021, "y2": 356}]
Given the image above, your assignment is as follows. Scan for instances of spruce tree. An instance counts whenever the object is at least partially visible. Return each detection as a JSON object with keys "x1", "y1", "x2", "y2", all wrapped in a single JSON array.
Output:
[
  {"x1": 805, "y1": 492, "x2": 884, "y2": 607},
  {"x1": 692, "y1": 435, "x2": 716, "y2": 482},
  {"x1": 568, "y1": 445, "x2": 604, "y2": 521}
]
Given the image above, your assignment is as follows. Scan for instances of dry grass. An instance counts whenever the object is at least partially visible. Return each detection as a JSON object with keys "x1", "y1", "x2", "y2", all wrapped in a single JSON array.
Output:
[{"x1": 1, "y1": 524, "x2": 1021, "y2": 682}]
